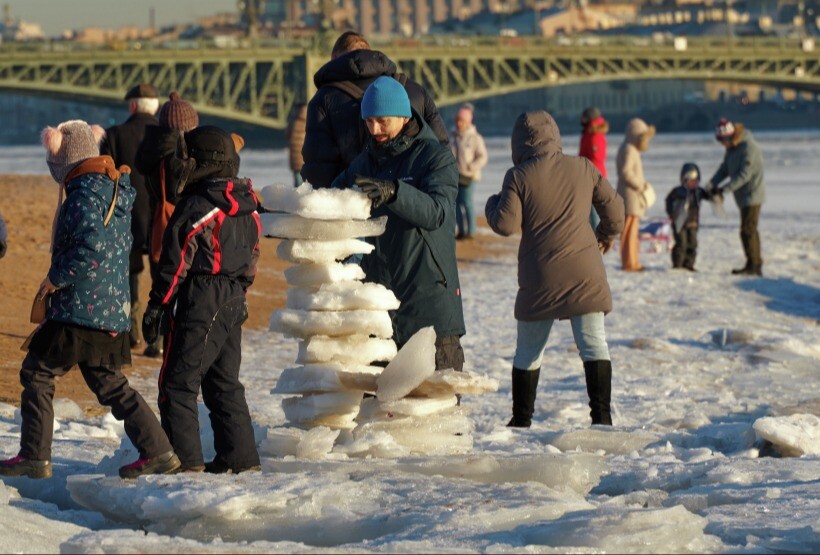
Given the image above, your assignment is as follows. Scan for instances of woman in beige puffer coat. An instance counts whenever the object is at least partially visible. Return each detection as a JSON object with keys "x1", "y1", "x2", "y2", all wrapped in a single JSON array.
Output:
[{"x1": 616, "y1": 118, "x2": 655, "y2": 271}]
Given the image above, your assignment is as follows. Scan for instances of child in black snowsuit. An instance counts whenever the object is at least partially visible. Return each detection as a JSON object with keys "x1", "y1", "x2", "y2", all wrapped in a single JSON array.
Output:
[
  {"x1": 665, "y1": 162, "x2": 713, "y2": 271},
  {"x1": 143, "y1": 126, "x2": 261, "y2": 473}
]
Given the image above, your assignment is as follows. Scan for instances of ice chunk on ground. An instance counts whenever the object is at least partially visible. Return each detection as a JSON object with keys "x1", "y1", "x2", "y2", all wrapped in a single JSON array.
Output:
[
  {"x1": 258, "y1": 183, "x2": 372, "y2": 220},
  {"x1": 548, "y1": 428, "x2": 659, "y2": 455},
  {"x1": 270, "y1": 309, "x2": 394, "y2": 339},
  {"x1": 297, "y1": 335, "x2": 396, "y2": 364},
  {"x1": 262, "y1": 213, "x2": 387, "y2": 240},
  {"x1": 284, "y1": 262, "x2": 365, "y2": 287},
  {"x1": 334, "y1": 430, "x2": 410, "y2": 458},
  {"x1": 353, "y1": 411, "x2": 474, "y2": 455},
  {"x1": 358, "y1": 396, "x2": 458, "y2": 419},
  {"x1": 276, "y1": 238, "x2": 374, "y2": 264},
  {"x1": 410, "y1": 369, "x2": 499, "y2": 397},
  {"x1": 259, "y1": 427, "x2": 302, "y2": 457},
  {"x1": 282, "y1": 391, "x2": 364, "y2": 429},
  {"x1": 753, "y1": 413, "x2": 820, "y2": 456},
  {"x1": 272, "y1": 363, "x2": 381, "y2": 394},
  {"x1": 296, "y1": 427, "x2": 341, "y2": 459},
  {"x1": 287, "y1": 281, "x2": 400, "y2": 312},
  {"x1": 53, "y1": 398, "x2": 84, "y2": 420},
  {"x1": 260, "y1": 426, "x2": 341, "y2": 459},
  {"x1": 519, "y1": 505, "x2": 723, "y2": 553},
  {"x1": 377, "y1": 327, "x2": 436, "y2": 402}
]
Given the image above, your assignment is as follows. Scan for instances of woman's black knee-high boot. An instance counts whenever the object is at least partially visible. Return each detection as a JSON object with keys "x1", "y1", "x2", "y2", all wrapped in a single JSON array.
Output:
[
  {"x1": 507, "y1": 367, "x2": 540, "y2": 428},
  {"x1": 583, "y1": 360, "x2": 612, "y2": 425}
]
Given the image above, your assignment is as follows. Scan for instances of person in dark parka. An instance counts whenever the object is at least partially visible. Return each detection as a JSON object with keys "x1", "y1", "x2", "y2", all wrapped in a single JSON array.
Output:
[
  {"x1": 101, "y1": 83, "x2": 160, "y2": 348},
  {"x1": 135, "y1": 92, "x2": 200, "y2": 358},
  {"x1": 486, "y1": 111, "x2": 624, "y2": 428},
  {"x1": 143, "y1": 126, "x2": 261, "y2": 474},
  {"x1": 302, "y1": 31, "x2": 449, "y2": 188},
  {"x1": 331, "y1": 76, "x2": 466, "y2": 370}
]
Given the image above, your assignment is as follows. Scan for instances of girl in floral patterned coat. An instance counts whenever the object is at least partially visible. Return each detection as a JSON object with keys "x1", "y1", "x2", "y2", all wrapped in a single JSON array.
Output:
[{"x1": 0, "y1": 120, "x2": 179, "y2": 480}]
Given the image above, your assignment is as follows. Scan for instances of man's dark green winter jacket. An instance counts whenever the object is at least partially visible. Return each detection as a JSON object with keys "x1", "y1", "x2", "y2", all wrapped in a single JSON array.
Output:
[{"x1": 331, "y1": 113, "x2": 465, "y2": 345}]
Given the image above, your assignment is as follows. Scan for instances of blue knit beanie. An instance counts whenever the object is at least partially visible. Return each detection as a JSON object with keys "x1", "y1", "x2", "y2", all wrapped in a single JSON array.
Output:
[{"x1": 361, "y1": 76, "x2": 411, "y2": 119}]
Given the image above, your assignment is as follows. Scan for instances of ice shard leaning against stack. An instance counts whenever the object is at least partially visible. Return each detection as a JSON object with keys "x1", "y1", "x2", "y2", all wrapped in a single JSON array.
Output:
[{"x1": 261, "y1": 183, "x2": 399, "y2": 429}]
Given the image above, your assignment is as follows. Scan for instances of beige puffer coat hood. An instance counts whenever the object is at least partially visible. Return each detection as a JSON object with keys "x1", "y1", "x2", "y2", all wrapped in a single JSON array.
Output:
[{"x1": 616, "y1": 118, "x2": 655, "y2": 217}]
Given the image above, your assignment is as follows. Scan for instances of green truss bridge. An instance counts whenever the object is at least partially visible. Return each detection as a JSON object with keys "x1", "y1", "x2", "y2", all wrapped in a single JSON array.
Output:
[{"x1": 0, "y1": 36, "x2": 817, "y2": 129}]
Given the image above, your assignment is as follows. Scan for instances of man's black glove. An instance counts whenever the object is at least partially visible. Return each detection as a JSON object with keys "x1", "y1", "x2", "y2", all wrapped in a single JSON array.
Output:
[
  {"x1": 0, "y1": 239, "x2": 6, "y2": 259},
  {"x1": 354, "y1": 175, "x2": 397, "y2": 208},
  {"x1": 142, "y1": 303, "x2": 169, "y2": 345}
]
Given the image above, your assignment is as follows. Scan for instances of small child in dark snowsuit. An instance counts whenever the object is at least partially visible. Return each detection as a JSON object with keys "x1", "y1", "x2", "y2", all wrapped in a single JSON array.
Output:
[
  {"x1": 665, "y1": 162, "x2": 713, "y2": 271},
  {"x1": 143, "y1": 126, "x2": 261, "y2": 474}
]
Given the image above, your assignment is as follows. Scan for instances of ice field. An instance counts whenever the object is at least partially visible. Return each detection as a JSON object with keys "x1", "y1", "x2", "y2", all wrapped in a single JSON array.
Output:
[{"x1": 0, "y1": 131, "x2": 819, "y2": 552}]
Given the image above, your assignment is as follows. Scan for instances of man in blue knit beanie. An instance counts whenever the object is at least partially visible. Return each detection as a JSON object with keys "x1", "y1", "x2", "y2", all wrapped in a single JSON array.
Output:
[{"x1": 332, "y1": 76, "x2": 467, "y2": 372}]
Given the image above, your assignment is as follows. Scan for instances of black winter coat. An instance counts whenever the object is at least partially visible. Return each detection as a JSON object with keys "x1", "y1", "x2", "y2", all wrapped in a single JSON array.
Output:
[
  {"x1": 331, "y1": 113, "x2": 464, "y2": 345},
  {"x1": 149, "y1": 177, "x2": 261, "y2": 307},
  {"x1": 135, "y1": 125, "x2": 186, "y2": 207},
  {"x1": 665, "y1": 185, "x2": 712, "y2": 231},
  {"x1": 101, "y1": 112, "x2": 158, "y2": 272},
  {"x1": 302, "y1": 49, "x2": 449, "y2": 188}
]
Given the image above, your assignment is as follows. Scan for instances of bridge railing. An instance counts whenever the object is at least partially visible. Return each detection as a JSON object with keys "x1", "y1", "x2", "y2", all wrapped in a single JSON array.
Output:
[{"x1": 0, "y1": 35, "x2": 809, "y2": 58}]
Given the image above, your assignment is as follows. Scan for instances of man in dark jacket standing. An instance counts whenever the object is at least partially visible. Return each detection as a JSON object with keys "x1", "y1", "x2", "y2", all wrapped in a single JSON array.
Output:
[
  {"x1": 708, "y1": 118, "x2": 766, "y2": 276},
  {"x1": 102, "y1": 83, "x2": 160, "y2": 348},
  {"x1": 302, "y1": 31, "x2": 449, "y2": 188},
  {"x1": 331, "y1": 76, "x2": 465, "y2": 371}
]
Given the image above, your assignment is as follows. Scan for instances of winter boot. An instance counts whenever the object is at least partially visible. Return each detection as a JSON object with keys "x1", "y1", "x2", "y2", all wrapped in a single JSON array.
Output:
[
  {"x1": 731, "y1": 261, "x2": 752, "y2": 275},
  {"x1": 507, "y1": 367, "x2": 540, "y2": 428},
  {"x1": 119, "y1": 451, "x2": 181, "y2": 479},
  {"x1": 0, "y1": 455, "x2": 52, "y2": 479},
  {"x1": 583, "y1": 360, "x2": 613, "y2": 426},
  {"x1": 204, "y1": 459, "x2": 261, "y2": 474}
]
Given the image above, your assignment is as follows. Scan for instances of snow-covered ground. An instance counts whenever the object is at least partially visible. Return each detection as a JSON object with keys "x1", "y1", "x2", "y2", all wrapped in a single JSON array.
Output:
[{"x1": 1, "y1": 132, "x2": 819, "y2": 553}]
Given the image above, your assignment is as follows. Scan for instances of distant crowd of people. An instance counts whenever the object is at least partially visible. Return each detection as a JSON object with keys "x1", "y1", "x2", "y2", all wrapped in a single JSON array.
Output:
[{"x1": 0, "y1": 30, "x2": 766, "y2": 481}]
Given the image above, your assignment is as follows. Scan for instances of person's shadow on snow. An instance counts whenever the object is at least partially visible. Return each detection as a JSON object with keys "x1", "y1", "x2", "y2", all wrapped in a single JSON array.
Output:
[{"x1": 735, "y1": 277, "x2": 820, "y2": 322}]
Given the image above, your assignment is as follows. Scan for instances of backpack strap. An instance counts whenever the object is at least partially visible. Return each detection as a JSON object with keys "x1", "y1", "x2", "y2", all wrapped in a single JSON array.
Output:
[{"x1": 326, "y1": 80, "x2": 366, "y2": 101}]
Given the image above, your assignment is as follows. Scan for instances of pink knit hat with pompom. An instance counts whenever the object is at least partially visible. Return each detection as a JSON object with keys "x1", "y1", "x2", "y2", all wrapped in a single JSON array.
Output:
[{"x1": 42, "y1": 120, "x2": 105, "y2": 183}]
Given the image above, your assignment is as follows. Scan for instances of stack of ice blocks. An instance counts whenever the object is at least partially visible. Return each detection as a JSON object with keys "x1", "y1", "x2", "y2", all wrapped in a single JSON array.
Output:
[
  {"x1": 260, "y1": 183, "x2": 399, "y2": 430},
  {"x1": 259, "y1": 183, "x2": 499, "y2": 457}
]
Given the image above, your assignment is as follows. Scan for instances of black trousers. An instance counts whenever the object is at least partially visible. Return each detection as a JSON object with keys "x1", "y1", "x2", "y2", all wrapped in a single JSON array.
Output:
[
  {"x1": 19, "y1": 353, "x2": 171, "y2": 461},
  {"x1": 671, "y1": 227, "x2": 698, "y2": 269},
  {"x1": 740, "y1": 205, "x2": 762, "y2": 266},
  {"x1": 158, "y1": 276, "x2": 259, "y2": 470}
]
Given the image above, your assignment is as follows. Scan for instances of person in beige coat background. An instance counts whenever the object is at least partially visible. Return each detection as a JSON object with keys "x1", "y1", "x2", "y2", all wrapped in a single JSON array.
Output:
[
  {"x1": 616, "y1": 118, "x2": 655, "y2": 271},
  {"x1": 486, "y1": 111, "x2": 625, "y2": 428},
  {"x1": 450, "y1": 104, "x2": 488, "y2": 239}
]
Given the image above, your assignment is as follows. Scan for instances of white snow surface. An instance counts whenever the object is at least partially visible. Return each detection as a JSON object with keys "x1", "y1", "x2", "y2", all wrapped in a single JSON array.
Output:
[
  {"x1": 1, "y1": 132, "x2": 819, "y2": 552},
  {"x1": 261, "y1": 213, "x2": 387, "y2": 240},
  {"x1": 276, "y1": 238, "x2": 374, "y2": 264},
  {"x1": 270, "y1": 308, "x2": 394, "y2": 339},
  {"x1": 283, "y1": 262, "x2": 366, "y2": 287},
  {"x1": 258, "y1": 183, "x2": 372, "y2": 220},
  {"x1": 286, "y1": 281, "x2": 400, "y2": 312}
]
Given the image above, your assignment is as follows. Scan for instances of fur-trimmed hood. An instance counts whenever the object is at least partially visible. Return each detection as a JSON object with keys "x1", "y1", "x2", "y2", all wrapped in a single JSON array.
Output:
[{"x1": 624, "y1": 118, "x2": 655, "y2": 152}]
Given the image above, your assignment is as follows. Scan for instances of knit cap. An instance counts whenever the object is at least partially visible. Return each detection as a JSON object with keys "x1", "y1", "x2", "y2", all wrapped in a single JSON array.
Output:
[
  {"x1": 159, "y1": 92, "x2": 199, "y2": 131},
  {"x1": 361, "y1": 76, "x2": 411, "y2": 119},
  {"x1": 715, "y1": 118, "x2": 736, "y2": 140},
  {"x1": 41, "y1": 120, "x2": 105, "y2": 183}
]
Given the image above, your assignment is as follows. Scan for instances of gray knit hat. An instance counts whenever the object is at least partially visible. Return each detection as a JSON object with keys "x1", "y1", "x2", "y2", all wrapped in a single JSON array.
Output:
[{"x1": 41, "y1": 120, "x2": 105, "y2": 183}]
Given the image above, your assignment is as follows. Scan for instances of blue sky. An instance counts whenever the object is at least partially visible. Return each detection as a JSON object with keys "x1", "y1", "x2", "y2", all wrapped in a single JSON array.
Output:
[{"x1": 5, "y1": 0, "x2": 237, "y2": 36}]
